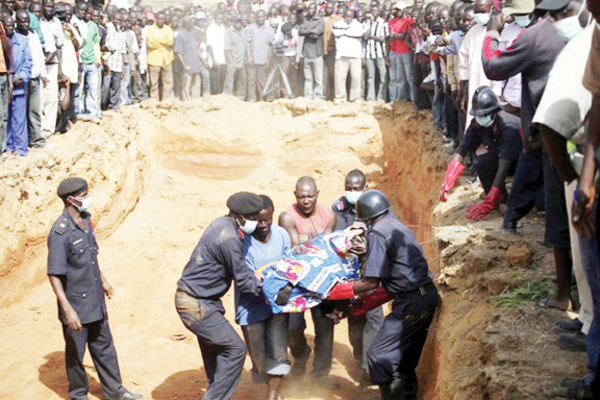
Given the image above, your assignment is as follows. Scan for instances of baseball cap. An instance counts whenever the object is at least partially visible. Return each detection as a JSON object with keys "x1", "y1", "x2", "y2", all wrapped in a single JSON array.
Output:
[{"x1": 502, "y1": 0, "x2": 535, "y2": 15}]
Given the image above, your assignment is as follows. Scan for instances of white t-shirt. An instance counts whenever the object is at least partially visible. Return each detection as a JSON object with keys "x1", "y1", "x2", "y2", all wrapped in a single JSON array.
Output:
[{"x1": 206, "y1": 23, "x2": 226, "y2": 65}]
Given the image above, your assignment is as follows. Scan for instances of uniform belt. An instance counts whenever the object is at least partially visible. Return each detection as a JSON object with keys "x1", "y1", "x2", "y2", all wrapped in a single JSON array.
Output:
[{"x1": 395, "y1": 282, "x2": 436, "y2": 299}]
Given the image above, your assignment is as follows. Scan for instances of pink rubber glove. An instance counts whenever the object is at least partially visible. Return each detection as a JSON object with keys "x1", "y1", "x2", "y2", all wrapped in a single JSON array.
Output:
[
  {"x1": 440, "y1": 160, "x2": 465, "y2": 202},
  {"x1": 466, "y1": 186, "x2": 504, "y2": 220},
  {"x1": 327, "y1": 281, "x2": 357, "y2": 300},
  {"x1": 349, "y1": 287, "x2": 395, "y2": 316}
]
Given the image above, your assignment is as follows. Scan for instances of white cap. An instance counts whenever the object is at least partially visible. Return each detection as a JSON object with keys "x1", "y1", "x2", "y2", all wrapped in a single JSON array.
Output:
[{"x1": 393, "y1": 1, "x2": 407, "y2": 10}]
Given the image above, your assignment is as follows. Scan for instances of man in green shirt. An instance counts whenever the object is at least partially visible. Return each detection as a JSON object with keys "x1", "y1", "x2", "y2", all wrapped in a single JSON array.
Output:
[{"x1": 76, "y1": 2, "x2": 101, "y2": 122}]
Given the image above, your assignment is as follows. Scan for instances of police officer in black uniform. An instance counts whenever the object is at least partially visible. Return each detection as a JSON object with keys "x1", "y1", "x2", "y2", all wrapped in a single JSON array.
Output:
[
  {"x1": 331, "y1": 169, "x2": 384, "y2": 384},
  {"x1": 47, "y1": 177, "x2": 142, "y2": 400},
  {"x1": 440, "y1": 86, "x2": 522, "y2": 220},
  {"x1": 327, "y1": 189, "x2": 438, "y2": 400},
  {"x1": 175, "y1": 192, "x2": 265, "y2": 400}
]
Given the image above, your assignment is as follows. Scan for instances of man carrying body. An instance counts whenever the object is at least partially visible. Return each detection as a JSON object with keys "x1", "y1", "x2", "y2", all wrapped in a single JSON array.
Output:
[
  {"x1": 176, "y1": 192, "x2": 265, "y2": 400},
  {"x1": 331, "y1": 170, "x2": 384, "y2": 385},
  {"x1": 47, "y1": 177, "x2": 142, "y2": 400},
  {"x1": 279, "y1": 176, "x2": 338, "y2": 389}
]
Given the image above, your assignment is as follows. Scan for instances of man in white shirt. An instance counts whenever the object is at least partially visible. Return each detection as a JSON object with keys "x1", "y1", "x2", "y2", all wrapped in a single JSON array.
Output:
[
  {"x1": 332, "y1": 9, "x2": 365, "y2": 102},
  {"x1": 23, "y1": 10, "x2": 47, "y2": 148},
  {"x1": 40, "y1": 0, "x2": 64, "y2": 138},
  {"x1": 206, "y1": 12, "x2": 227, "y2": 93}
]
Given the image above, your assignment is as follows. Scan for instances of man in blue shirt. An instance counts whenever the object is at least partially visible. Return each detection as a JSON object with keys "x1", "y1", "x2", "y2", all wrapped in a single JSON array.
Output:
[
  {"x1": 5, "y1": 13, "x2": 31, "y2": 157},
  {"x1": 237, "y1": 195, "x2": 291, "y2": 400}
]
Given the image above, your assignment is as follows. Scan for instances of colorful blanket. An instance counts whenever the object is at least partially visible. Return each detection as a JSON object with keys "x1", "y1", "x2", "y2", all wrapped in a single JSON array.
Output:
[{"x1": 261, "y1": 229, "x2": 364, "y2": 314}]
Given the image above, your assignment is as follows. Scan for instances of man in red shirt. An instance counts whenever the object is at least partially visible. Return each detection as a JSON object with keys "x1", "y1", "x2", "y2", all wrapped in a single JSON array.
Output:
[{"x1": 387, "y1": 1, "x2": 415, "y2": 102}]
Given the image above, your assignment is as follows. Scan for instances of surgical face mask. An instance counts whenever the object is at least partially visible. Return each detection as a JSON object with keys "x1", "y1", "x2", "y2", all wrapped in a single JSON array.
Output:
[
  {"x1": 475, "y1": 114, "x2": 494, "y2": 128},
  {"x1": 514, "y1": 15, "x2": 532, "y2": 27},
  {"x1": 238, "y1": 216, "x2": 258, "y2": 234},
  {"x1": 345, "y1": 190, "x2": 364, "y2": 205},
  {"x1": 554, "y1": 5, "x2": 584, "y2": 41},
  {"x1": 473, "y1": 12, "x2": 490, "y2": 25},
  {"x1": 72, "y1": 195, "x2": 92, "y2": 213}
]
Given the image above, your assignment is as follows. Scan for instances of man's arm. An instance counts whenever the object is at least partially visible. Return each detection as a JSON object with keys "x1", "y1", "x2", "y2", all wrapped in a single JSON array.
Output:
[
  {"x1": 221, "y1": 237, "x2": 261, "y2": 295},
  {"x1": 278, "y1": 211, "x2": 300, "y2": 246},
  {"x1": 540, "y1": 125, "x2": 579, "y2": 183},
  {"x1": 49, "y1": 275, "x2": 82, "y2": 331},
  {"x1": 325, "y1": 211, "x2": 337, "y2": 234},
  {"x1": 481, "y1": 29, "x2": 530, "y2": 81}
]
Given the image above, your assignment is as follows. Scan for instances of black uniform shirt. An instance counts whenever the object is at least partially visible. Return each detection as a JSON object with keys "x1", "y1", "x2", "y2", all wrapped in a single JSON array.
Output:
[
  {"x1": 47, "y1": 210, "x2": 106, "y2": 325},
  {"x1": 332, "y1": 196, "x2": 355, "y2": 231},
  {"x1": 457, "y1": 111, "x2": 522, "y2": 161},
  {"x1": 178, "y1": 216, "x2": 261, "y2": 301},
  {"x1": 364, "y1": 213, "x2": 432, "y2": 294}
]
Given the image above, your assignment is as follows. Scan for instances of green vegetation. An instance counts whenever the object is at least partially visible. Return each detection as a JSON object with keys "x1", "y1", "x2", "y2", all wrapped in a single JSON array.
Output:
[{"x1": 489, "y1": 279, "x2": 553, "y2": 309}]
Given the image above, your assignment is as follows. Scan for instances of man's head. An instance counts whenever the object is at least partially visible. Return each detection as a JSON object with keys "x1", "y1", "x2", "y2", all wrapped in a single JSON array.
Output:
[
  {"x1": 3, "y1": 0, "x2": 15, "y2": 13},
  {"x1": 393, "y1": 1, "x2": 407, "y2": 17},
  {"x1": 214, "y1": 11, "x2": 224, "y2": 24},
  {"x1": 460, "y1": 4, "x2": 475, "y2": 30},
  {"x1": 58, "y1": 177, "x2": 92, "y2": 213},
  {"x1": 355, "y1": 189, "x2": 391, "y2": 223},
  {"x1": 3, "y1": 16, "x2": 15, "y2": 36},
  {"x1": 254, "y1": 195, "x2": 275, "y2": 240},
  {"x1": 155, "y1": 11, "x2": 166, "y2": 27},
  {"x1": 344, "y1": 170, "x2": 367, "y2": 205},
  {"x1": 29, "y1": 2, "x2": 43, "y2": 19},
  {"x1": 325, "y1": 1, "x2": 335, "y2": 16},
  {"x1": 256, "y1": 9, "x2": 266, "y2": 25},
  {"x1": 470, "y1": 86, "x2": 501, "y2": 128},
  {"x1": 14, "y1": 0, "x2": 25, "y2": 12},
  {"x1": 288, "y1": 11, "x2": 298, "y2": 24},
  {"x1": 75, "y1": 1, "x2": 87, "y2": 19},
  {"x1": 92, "y1": 8, "x2": 102, "y2": 24},
  {"x1": 42, "y1": 0, "x2": 54, "y2": 19},
  {"x1": 294, "y1": 176, "x2": 319, "y2": 217},
  {"x1": 424, "y1": 1, "x2": 441, "y2": 22},
  {"x1": 437, "y1": 5, "x2": 450, "y2": 27},
  {"x1": 16, "y1": 8, "x2": 29, "y2": 34},
  {"x1": 227, "y1": 192, "x2": 265, "y2": 234},
  {"x1": 502, "y1": 0, "x2": 535, "y2": 26},
  {"x1": 537, "y1": 0, "x2": 587, "y2": 40},
  {"x1": 414, "y1": 0, "x2": 425, "y2": 10},
  {"x1": 473, "y1": 0, "x2": 493, "y2": 25},
  {"x1": 343, "y1": 8, "x2": 354, "y2": 23},
  {"x1": 306, "y1": 2, "x2": 317, "y2": 18},
  {"x1": 64, "y1": 4, "x2": 73, "y2": 23},
  {"x1": 371, "y1": 5, "x2": 381, "y2": 18}
]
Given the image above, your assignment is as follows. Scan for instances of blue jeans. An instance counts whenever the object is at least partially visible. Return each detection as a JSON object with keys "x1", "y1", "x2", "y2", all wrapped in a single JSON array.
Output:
[
  {"x1": 81, "y1": 63, "x2": 100, "y2": 118},
  {"x1": 389, "y1": 51, "x2": 416, "y2": 102},
  {"x1": 581, "y1": 200, "x2": 600, "y2": 387}
]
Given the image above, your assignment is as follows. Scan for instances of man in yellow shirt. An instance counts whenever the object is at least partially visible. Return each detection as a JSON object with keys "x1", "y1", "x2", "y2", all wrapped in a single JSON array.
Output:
[{"x1": 146, "y1": 12, "x2": 173, "y2": 101}]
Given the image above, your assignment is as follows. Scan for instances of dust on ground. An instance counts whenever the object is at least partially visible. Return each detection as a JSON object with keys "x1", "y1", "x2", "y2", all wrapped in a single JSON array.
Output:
[{"x1": 0, "y1": 96, "x2": 587, "y2": 400}]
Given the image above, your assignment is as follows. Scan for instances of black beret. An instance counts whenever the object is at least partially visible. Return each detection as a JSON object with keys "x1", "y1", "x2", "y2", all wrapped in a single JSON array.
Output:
[
  {"x1": 227, "y1": 192, "x2": 265, "y2": 215},
  {"x1": 57, "y1": 177, "x2": 88, "y2": 198}
]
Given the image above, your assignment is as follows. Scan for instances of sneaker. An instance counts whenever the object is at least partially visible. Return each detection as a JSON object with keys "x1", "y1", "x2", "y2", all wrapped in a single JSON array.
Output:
[
  {"x1": 557, "y1": 331, "x2": 587, "y2": 353},
  {"x1": 112, "y1": 391, "x2": 143, "y2": 400},
  {"x1": 555, "y1": 319, "x2": 583, "y2": 334}
]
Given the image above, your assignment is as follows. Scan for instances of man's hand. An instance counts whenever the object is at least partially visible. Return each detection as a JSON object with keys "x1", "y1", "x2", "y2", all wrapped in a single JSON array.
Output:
[
  {"x1": 102, "y1": 280, "x2": 115, "y2": 299},
  {"x1": 14, "y1": 76, "x2": 23, "y2": 88},
  {"x1": 487, "y1": 13, "x2": 506, "y2": 33},
  {"x1": 65, "y1": 306, "x2": 83, "y2": 331},
  {"x1": 572, "y1": 186, "x2": 596, "y2": 240},
  {"x1": 184, "y1": 65, "x2": 191, "y2": 72},
  {"x1": 254, "y1": 270, "x2": 264, "y2": 281}
]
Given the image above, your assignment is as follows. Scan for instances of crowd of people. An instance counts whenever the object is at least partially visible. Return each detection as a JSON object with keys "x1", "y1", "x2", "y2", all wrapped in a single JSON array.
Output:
[{"x1": 32, "y1": 0, "x2": 600, "y2": 398}]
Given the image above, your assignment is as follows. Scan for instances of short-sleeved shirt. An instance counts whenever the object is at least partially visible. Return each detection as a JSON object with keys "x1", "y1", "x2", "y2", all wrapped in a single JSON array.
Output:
[
  {"x1": 225, "y1": 27, "x2": 247, "y2": 68},
  {"x1": 235, "y1": 225, "x2": 291, "y2": 326},
  {"x1": 174, "y1": 29, "x2": 201, "y2": 73},
  {"x1": 457, "y1": 111, "x2": 522, "y2": 161},
  {"x1": 178, "y1": 216, "x2": 261, "y2": 301},
  {"x1": 363, "y1": 213, "x2": 432, "y2": 294},
  {"x1": 40, "y1": 16, "x2": 64, "y2": 64},
  {"x1": 206, "y1": 23, "x2": 226, "y2": 65},
  {"x1": 388, "y1": 17, "x2": 412, "y2": 54},
  {"x1": 246, "y1": 22, "x2": 275, "y2": 65},
  {"x1": 583, "y1": 25, "x2": 600, "y2": 97},
  {"x1": 332, "y1": 196, "x2": 356, "y2": 230},
  {"x1": 47, "y1": 210, "x2": 106, "y2": 325},
  {"x1": 80, "y1": 20, "x2": 100, "y2": 66}
]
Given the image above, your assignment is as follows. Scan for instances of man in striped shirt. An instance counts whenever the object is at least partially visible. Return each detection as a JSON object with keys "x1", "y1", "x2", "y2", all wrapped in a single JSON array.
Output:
[{"x1": 364, "y1": 5, "x2": 388, "y2": 102}]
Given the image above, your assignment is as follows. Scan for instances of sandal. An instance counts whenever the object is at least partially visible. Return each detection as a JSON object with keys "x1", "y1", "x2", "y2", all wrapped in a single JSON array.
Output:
[{"x1": 539, "y1": 295, "x2": 571, "y2": 311}]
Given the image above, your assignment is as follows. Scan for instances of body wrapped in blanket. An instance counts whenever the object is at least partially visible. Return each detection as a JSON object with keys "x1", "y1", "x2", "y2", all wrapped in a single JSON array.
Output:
[{"x1": 261, "y1": 227, "x2": 366, "y2": 314}]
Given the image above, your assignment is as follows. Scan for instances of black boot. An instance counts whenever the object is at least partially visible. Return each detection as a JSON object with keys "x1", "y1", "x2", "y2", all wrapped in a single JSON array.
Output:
[{"x1": 379, "y1": 377, "x2": 404, "y2": 400}]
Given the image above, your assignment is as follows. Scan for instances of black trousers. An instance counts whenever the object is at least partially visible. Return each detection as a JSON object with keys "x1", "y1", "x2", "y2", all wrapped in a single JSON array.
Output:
[
  {"x1": 101, "y1": 71, "x2": 121, "y2": 111},
  {"x1": 504, "y1": 147, "x2": 545, "y2": 225},
  {"x1": 62, "y1": 318, "x2": 124, "y2": 400}
]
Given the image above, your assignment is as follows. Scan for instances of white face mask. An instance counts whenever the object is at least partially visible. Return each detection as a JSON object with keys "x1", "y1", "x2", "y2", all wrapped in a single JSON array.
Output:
[
  {"x1": 473, "y1": 12, "x2": 490, "y2": 25},
  {"x1": 514, "y1": 15, "x2": 532, "y2": 27},
  {"x1": 72, "y1": 195, "x2": 92, "y2": 213},
  {"x1": 554, "y1": 4, "x2": 584, "y2": 42},
  {"x1": 239, "y1": 216, "x2": 258, "y2": 234},
  {"x1": 475, "y1": 114, "x2": 494, "y2": 128},
  {"x1": 345, "y1": 190, "x2": 364, "y2": 205}
]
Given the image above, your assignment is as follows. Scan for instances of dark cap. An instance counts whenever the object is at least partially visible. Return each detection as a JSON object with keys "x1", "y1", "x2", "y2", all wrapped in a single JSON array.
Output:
[
  {"x1": 57, "y1": 177, "x2": 88, "y2": 198},
  {"x1": 227, "y1": 192, "x2": 265, "y2": 215},
  {"x1": 536, "y1": 0, "x2": 569, "y2": 11}
]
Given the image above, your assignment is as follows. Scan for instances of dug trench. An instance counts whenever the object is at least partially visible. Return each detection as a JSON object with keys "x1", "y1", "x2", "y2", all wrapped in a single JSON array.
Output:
[{"x1": 0, "y1": 97, "x2": 588, "y2": 400}]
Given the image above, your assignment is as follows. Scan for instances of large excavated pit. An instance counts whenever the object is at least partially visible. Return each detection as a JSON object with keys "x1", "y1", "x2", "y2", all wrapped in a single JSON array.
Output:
[{"x1": 0, "y1": 97, "x2": 588, "y2": 399}]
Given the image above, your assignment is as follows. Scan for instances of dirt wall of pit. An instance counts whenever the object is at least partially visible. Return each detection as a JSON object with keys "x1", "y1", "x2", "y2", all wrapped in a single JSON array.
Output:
[{"x1": 0, "y1": 112, "x2": 148, "y2": 307}]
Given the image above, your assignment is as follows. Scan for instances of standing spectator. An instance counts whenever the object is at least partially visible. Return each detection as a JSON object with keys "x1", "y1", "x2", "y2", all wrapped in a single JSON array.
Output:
[
  {"x1": 246, "y1": 9, "x2": 274, "y2": 101},
  {"x1": 193, "y1": 14, "x2": 212, "y2": 96},
  {"x1": 206, "y1": 11, "x2": 227, "y2": 93},
  {"x1": 272, "y1": 21, "x2": 299, "y2": 98},
  {"x1": 298, "y1": 2, "x2": 324, "y2": 99},
  {"x1": 174, "y1": 17, "x2": 201, "y2": 100},
  {"x1": 5, "y1": 15, "x2": 31, "y2": 157},
  {"x1": 224, "y1": 15, "x2": 247, "y2": 99},
  {"x1": 22, "y1": 9, "x2": 47, "y2": 149},
  {"x1": 120, "y1": 14, "x2": 139, "y2": 106},
  {"x1": 146, "y1": 11, "x2": 173, "y2": 101},
  {"x1": 132, "y1": 12, "x2": 147, "y2": 103},
  {"x1": 78, "y1": 3, "x2": 101, "y2": 122},
  {"x1": 322, "y1": 1, "x2": 340, "y2": 100},
  {"x1": 332, "y1": 9, "x2": 364, "y2": 102},
  {"x1": 40, "y1": 0, "x2": 63, "y2": 138},
  {"x1": 388, "y1": 1, "x2": 415, "y2": 102},
  {"x1": 58, "y1": 4, "x2": 82, "y2": 133},
  {"x1": 102, "y1": 11, "x2": 126, "y2": 110},
  {"x1": 364, "y1": 5, "x2": 389, "y2": 102}
]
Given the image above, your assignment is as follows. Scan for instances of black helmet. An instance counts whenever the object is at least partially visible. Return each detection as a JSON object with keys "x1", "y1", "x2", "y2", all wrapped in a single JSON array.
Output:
[
  {"x1": 356, "y1": 189, "x2": 391, "y2": 221},
  {"x1": 470, "y1": 86, "x2": 501, "y2": 116}
]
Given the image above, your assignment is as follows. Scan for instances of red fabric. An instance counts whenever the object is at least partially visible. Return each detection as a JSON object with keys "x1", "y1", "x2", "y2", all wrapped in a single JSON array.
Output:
[
  {"x1": 429, "y1": 53, "x2": 439, "y2": 61},
  {"x1": 389, "y1": 17, "x2": 413, "y2": 54},
  {"x1": 327, "y1": 281, "x2": 357, "y2": 300},
  {"x1": 440, "y1": 160, "x2": 465, "y2": 202},
  {"x1": 349, "y1": 287, "x2": 395, "y2": 316},
  {"x1": 466, "y1": 186, "x2": 504, "y2": 220},
  {"x1": 482, "y1": 35, "x2": 502, "y2": 61}
]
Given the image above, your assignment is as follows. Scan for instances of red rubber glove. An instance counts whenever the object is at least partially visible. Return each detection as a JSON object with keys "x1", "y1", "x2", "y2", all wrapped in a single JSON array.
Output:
[
  {"x1": 466, "y1": 186, "x2": 504, "y2": 220},
  {"x1": 439, "y1": 160, "x2": 465, "y2": 202},
  {"x1": 327, "y1": 281, "x2": 357, "y2": 300},
  {"x1": 349, "y1": 287, "x2": 395, "y2": 316}
]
